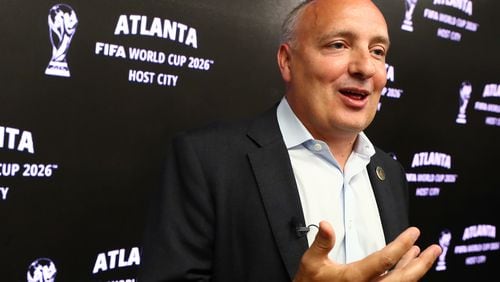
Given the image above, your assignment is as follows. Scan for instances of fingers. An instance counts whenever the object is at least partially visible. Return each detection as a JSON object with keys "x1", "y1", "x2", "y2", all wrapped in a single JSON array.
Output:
[
  {"x1": 372, "y1": 233, "x2": 442, "y2": 282},
  {"x1": 376, "y1": 244, "x2": 441, "y2": 282},
  {"x1": 393, "y1": 245, "x2": 420, "y2": 270},
  {"x1": 392, "y1": 244, "x2": 442, "y2": 280},
  {"x1": 353, "y1": 227, "x2": 421, "y2": 278},
  {"x1": 295, "y1": 224, "x2": 441, "y2": 282}
]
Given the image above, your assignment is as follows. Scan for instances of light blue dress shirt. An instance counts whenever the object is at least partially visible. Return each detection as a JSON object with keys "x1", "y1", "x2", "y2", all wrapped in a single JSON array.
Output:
[{"x1": 276, "y1": 97, "x2": 386, "y2": 263}]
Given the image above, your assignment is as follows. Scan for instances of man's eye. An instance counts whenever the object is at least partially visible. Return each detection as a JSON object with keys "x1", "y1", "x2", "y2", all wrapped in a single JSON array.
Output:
[
  {"x1": 371, "y1": 48, "x2": 386, "y2": 57},
  {"x1": 329, "y1": 42, "x2": 345, "y2": 49}
]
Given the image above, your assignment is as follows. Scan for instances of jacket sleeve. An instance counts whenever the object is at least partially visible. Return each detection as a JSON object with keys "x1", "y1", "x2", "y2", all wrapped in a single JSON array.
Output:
[{"x1": 139, "y1": 133, "x2": 215, "y2": 281}]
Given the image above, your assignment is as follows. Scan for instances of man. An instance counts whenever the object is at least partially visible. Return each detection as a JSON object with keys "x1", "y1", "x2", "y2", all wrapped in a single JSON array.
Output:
[{"x1": 140, "y1": 0, "x2": 441, "y2": 281}]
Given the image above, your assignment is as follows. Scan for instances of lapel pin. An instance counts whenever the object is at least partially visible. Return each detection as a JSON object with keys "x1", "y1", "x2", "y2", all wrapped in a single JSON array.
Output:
[{"x1": 376, "y1": 166, "x2": 386, "y2": 181}]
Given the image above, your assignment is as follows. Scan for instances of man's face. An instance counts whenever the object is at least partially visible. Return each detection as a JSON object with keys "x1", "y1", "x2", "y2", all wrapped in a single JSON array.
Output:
[{"x1": 279, "y1": 0, "x2": 389, "y2": 141}]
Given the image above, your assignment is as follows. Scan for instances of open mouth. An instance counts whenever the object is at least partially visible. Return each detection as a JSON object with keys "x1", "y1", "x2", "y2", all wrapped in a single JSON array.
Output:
[{"x1": 339, "y1": 88, "x2": 370, "y2": 100}]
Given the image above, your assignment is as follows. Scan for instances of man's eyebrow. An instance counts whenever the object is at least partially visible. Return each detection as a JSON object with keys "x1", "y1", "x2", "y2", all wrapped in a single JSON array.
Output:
[
  {"x1": 317, "y1": 30, "x2": 391, "y2": 47},
  {"x1": 317, "y1": 30, "x2": 354, "y2": 43},
  {"x1": 372, "y1": 35, "x2": 391, "y2": 48}
]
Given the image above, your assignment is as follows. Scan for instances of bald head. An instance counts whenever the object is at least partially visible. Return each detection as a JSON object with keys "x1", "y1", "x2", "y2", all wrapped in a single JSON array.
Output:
[{"x1": 281, "y1": 0, "x2": 389, "y2": 48}]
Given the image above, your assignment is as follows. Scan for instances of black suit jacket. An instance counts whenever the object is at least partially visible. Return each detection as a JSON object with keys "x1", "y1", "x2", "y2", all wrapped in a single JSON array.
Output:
[{"x1": 140, "y1": 106, "x2": 410, "y2": 281}]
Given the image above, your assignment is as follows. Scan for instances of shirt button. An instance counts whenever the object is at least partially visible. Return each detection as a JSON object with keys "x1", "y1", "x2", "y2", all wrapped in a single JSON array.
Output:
[{"x1": 313, "y1": 143, "x2": 322, "y2": 151}]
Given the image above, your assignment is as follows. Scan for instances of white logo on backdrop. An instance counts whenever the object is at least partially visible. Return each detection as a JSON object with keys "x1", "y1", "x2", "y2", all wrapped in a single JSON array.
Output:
[
  {"x1": 454, "y1": 224, "x2": 499, "y2": 266},
  {"x1": 91, "y1": 246, "x2": 140, "y2": 281},
  {"x1": 27, "y1": 258, "x2": 57, "y2": 282},
  {"x1": 453, "y1": 82, "x2": 500, "y2": 127},
  {"x1": 0, "y1": 125, "x2": 60, "y2": 201},
  {"x1": 378, "y1": 63, "x2": 404, "y2": 111},
  {"x1": 401, "y1": 0, "x2": 419, "y2": 32},
  {"x1": 45, "y1": 4, "x2": 78, "y2": 77},
  {"x1": 436, "y1": 229, "x2": 452, "y2": 271},
  {"x1": 401, "y1": 0, "x2": 478, "y2": 42},
  {"x1": 406, "y1": 151, "x2": 458, "y2": 197},
  {"x1": 456, "y1": 81, "x2": 472, "y2": 124}
]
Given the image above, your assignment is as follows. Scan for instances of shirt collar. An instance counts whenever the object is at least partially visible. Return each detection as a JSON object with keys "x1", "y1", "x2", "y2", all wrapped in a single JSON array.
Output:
[
  {"x1": 353, "y1": 131, "x2": 376, "y2": 159},
  {"x1": 277, "y1": 97, "x2": 313, "y2": 149},
  {"x1": 277, "y1": 97, "x2": 376, "y2": 158}
]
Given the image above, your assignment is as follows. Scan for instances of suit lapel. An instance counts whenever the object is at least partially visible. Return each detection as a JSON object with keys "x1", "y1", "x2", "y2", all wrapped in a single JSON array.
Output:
[
  {"x1": 246, "y1": 107, "x2": 308, "y2": 279},
  {"x1": 367, "y1": 152, "x2": 404, "y2": 243}
]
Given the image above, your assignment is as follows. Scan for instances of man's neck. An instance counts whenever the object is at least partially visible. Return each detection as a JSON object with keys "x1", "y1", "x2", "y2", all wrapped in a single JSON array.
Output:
[
  {"x1": 303, "y1": 122, "x2": 360, "y2": 171},
  {"x1": 325, "y1": 135, "x2": 357, "y2": 171}
]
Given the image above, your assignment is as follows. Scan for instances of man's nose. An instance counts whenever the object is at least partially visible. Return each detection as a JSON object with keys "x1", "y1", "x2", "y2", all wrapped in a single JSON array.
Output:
[{"x1": 348, "y1": 49, "x2": 377, "y2": 79}]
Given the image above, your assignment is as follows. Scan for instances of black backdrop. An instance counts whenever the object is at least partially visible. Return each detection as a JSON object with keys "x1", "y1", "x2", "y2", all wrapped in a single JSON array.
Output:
[{"x1": 1, "y1": 0, "x2": 498, "y2": 281}]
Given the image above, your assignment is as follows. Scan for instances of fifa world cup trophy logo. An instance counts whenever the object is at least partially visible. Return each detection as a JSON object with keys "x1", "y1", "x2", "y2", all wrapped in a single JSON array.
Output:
[
  {"x1": 435, "y1": 230, "x2": 452, "y2": 271},
  {"x1": 45, "y1": 4, "x2": 78, "y2": 77},
  {"x1": 401, "y1": 0, "x2": 418, "y2": 32},
  {"x1": 456, "y1": 81, "x2": 472, "y2": 124}
]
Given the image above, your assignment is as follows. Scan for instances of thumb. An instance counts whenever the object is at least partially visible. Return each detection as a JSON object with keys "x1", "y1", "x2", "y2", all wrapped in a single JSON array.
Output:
[
  {"x1": 294, "y1": 221, "x2": 337, "y2": 282},
  {"x1": 308, "y1": 221, "x2": 336, "y2": 258}
]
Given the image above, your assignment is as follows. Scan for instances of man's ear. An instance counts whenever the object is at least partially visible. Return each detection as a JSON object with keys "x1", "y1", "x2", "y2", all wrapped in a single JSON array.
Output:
[{"x1": 277, "y1": 43, "x2": 292, "y2": 83}]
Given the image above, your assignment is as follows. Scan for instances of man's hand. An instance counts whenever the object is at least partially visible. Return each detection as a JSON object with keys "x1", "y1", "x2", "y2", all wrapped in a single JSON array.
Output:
[{"x1": 293, "y1": 221, "x2": 442, "y2": 282}]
